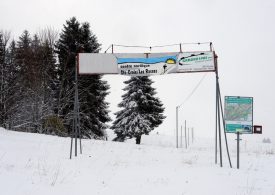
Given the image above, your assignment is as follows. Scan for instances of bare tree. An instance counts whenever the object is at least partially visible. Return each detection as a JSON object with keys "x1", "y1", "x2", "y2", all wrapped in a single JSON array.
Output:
[{"x1": 38, "y1": 26, "x2": 59, "y2": 49}]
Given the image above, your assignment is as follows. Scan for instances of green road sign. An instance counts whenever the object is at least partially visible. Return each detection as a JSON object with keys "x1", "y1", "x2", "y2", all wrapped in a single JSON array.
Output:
[{"x1": 224, "y1": 96, "x2": 253, "y2": 134}]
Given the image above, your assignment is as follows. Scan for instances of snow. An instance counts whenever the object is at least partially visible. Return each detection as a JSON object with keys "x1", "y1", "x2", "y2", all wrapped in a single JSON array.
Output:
[{"x1": 0, "y1": 127, "x2": 275, "y2": 195}]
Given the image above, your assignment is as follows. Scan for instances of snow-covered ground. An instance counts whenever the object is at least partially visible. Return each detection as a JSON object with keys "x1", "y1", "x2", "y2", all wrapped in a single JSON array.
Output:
[{"x1": 0, "y1": 127, "x2": 274, "y2": 195}]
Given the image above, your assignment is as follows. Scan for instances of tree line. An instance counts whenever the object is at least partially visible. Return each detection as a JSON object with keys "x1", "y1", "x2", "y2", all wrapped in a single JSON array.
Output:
[{"x1": 0, "y1": 17, "x2": 165, "y2": 144}]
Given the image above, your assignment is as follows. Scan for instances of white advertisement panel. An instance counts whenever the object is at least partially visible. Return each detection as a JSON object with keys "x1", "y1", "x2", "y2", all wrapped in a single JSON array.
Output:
[
  {"x1": 78, "y1": 53, "x2": 117, "y2": 74},
  {"x1": 177, "y1": 52, "x2": 215, "y2": 73}
]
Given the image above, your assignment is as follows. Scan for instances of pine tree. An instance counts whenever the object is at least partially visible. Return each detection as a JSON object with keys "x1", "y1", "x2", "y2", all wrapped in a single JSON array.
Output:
[
  {"x1": 55, "y1": 17, "x2": 110, "y2": 139},
  {"x1": 111, "y1": 76, "x2": 165, "y2": 144}
]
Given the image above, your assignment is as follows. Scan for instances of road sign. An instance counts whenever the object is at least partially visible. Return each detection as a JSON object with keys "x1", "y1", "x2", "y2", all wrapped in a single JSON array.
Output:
[{"x1": 253, "y1": 125, "x2": 262, "y2": 134}]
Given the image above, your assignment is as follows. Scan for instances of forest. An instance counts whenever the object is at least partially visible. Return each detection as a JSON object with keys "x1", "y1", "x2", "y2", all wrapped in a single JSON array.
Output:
[{"x1": 0, "y1": 17, "x2": 165, "y2": 144}]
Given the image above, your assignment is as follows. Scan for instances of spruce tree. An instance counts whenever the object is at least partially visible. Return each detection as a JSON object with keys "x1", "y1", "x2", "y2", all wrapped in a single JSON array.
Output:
[
  {"x1": 111, "y1": 76, "x2": 165, "y2": 144},
  {"x1": 10, "y1": 31, "x2": 57, "y2": 133},
  {"x1": 0, "y1": 32, "x2": 8, "y2": 126},
  {"x1": 55, "y1": 17, "x2": 110, "y2": 139},
  {"x1": 4, "y1": 40, "x2": 21, "y2": 129},
  {"x1": 38, "y1": 36, "x2": 60, "y2": 135},
  {"x1": 11, "y1": 30, "x2": 34, "y2": 131},
  {"x1": 55, "y1": 18, "x2": 80, "y2": 133}
]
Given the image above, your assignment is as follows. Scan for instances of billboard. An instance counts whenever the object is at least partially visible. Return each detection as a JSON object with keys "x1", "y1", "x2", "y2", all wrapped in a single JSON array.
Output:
[
  {"x1": 78, "y1": 51, "x2": 215, "y2": 76},
  {"x1": 178, "y1": 52, "x2": 215, "y2": 73},
  {"x1": 118, "y1": 55, "x2": 177, "y2": 76},
  {"x1": 224, "y1": 96, "x2": 253, "y2": 134}
]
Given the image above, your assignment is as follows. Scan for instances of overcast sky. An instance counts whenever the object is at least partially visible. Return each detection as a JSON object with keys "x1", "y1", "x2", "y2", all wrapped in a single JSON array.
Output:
[{"x1": 1, "y1": 0, "x2": 275, "y2": 141}]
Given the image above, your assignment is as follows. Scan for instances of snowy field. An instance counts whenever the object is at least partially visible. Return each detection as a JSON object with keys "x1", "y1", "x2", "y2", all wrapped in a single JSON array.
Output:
[{"x1": 0, "y1": 127, "x2": 275, "y2": 195}]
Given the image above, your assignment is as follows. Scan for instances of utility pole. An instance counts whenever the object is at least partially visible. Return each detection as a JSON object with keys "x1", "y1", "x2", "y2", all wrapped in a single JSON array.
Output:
[
  {"x1": 192, "y1": 127, "x2": 194, "y2": 143},
  {"x1": 176, "y1": 106, "x2": 179, "y2": 148},
  {"x1": 180, "y1": 125, "x2": 183, "y2": 148},
  {"x1": 188, "y1": 127, "x2": 190, "y2": 147},
  {"x1": 185, "y1": 120, "x2": 187, "y2": 149}
]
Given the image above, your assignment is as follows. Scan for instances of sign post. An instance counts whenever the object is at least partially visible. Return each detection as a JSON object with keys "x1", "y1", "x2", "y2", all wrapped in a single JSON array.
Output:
[
  {"x1": 225, "y1": 96, "x2": 253, "y2": 169},
  {"x1": 236, "y1": 132, "x2": 240, "y2": 169},
  {"x1": 236, "y1": 130, "x2": 242, "y2": 169}
]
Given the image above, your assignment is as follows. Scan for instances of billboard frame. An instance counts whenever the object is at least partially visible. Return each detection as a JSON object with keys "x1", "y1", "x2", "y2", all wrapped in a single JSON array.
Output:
[
  {"x1": 77, "y1": 51, "x2": 216, "y2": 76},
  {"x1": 71, "y1": 43, "x2": 232, "y2": 169}
]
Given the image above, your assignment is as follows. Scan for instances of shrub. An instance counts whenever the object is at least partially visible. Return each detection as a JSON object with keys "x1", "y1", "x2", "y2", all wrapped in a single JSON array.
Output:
[{"x1": 43, "y1": 115, "x2": 68, "y2": 136}]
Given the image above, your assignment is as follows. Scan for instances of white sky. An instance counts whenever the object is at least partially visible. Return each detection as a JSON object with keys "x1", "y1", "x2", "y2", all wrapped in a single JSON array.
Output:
[{"x1": 1, "y1": 0, "x2": 275, "y2": 140}]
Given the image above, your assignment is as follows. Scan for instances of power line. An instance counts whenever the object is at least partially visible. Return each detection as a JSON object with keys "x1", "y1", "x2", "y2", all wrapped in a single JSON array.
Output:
[
  {"x1": 113, "y1": 44, "x2": 150, "y2": 48},
  {"x1": 178, "y1": 73, "x2": 208, "y2": 108},
  {"x1": 103, "y1": 42, "x2": 212, "y2": 53},
  {"x1": 104, "y1": 45, "x2": 112, "y2": 53},
  {"x1": 114, "y1": 42, "x2": 211, "y2": 48}
]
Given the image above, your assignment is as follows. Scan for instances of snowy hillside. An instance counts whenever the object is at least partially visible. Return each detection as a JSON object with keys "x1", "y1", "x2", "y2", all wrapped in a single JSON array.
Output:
[{"x1": 0, "y1": 127, "x2": 275, "y2": 195}]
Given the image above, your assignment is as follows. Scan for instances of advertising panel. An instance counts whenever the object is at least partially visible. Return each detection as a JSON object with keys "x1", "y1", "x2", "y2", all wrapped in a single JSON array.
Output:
[
  {"x1": 177, "y1": 52, "x2": 215, "y2": 73},
  {"x1": 118, "y1": 55, "x2": 177, "y2": 76},
  {"x1": 224, "y1": 96, "x2": 253, "y2": 133}
]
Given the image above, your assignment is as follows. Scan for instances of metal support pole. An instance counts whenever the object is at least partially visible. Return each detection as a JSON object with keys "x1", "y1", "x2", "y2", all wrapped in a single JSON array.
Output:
[
  {"x1": 215, "y1": 52, "x2": 222, "y2": 166},
  {"x1": 76, "y1": 90, "x2": 82, "y2": 154},
  {"x1": 210, "y1": 42, "x2": 213, "y2": 51},
  {"x1": 179, "y1": 43, "x2": 182, "y2": 53},
  {"x1": 215, "y1": 53, "x2": 232, "y2": 168},
  {"x1": 75, "y1": 55, "x2": 82, "y2": 155},
  {"x1": 70, "y1": 55, "x2": 82, "y2": 158},
  {"x1": 111, "y1": 44, "x2": 114, "y2": 53},
  {"x1": 185, "y1": 120, "x2": 187, "y2": 149},
  {"x1": 176, "y1": 106, "x2": 179, "y2": 148},
  {"x1": 217, "y1": 85, "x2": 223, "y2": 167},
  {"x1": 236, "y1": 132, "x2": 241, "y2": 169},
  {"x1": 74, "y1": 56, "x2": 78, "y2": 157},
  {"x1": 74, "y1": 116, "x2": 77, "y2": 156},
  {"x1": 215, "y1": 77, "x2": 218, "y2": 164},
  {"x1": 70, "y1": 132, "x2": 73, "y2": 159},
  {"x1": 217, "y1": 82, "x2": 232, "y2": 168}
]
